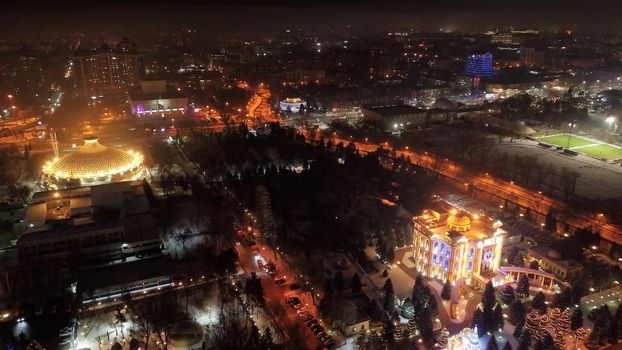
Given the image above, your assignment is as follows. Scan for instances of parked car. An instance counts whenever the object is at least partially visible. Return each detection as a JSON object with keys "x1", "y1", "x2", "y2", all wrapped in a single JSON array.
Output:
[
  {"x1": 286, "y1": 297, "x2": 301, "y2": 305},
  {"x1": 305, "y1": 319, "x2": 318, "y2": 327},
  {"x1": 300, "y1": 313, "x2": 313, "y2": 321},
  {"x1": 311, "y1": 325, "x2": 324, "y2": 334}
]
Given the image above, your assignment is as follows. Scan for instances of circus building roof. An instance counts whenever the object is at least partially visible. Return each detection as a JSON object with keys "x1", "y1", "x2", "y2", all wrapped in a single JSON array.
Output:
[{"x1": 42, "y1": 136, "x2": 143, "y2": 187}]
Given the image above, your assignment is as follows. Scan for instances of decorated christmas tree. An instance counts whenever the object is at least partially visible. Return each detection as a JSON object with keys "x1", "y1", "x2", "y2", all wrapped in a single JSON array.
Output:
[
  {"x1": 355, "y1": 331, "x2": 367, "y2": 350},
  {"x1": 555, "y1": 309, "x2": 572, "y2": 341},
  {"x1": 535, "y1": 315, "x2": 551, "y2": 342},
  {"x1": 408, "y1": 316, "x2": 418, "y2": 337},
  {"x1": 524, "y1": 310, "x2": 541, "y2": 339},
  {"x1": 575, "y1": 327, "x2": 589, "y2": 343},
  {"x1": 394, "y1": 321, "x2": 404, "y2": 342},
  {"x1": 465, "y1": 327, "x2": 481, "y2": 350},
  {"x1": 585, "y1": 329, "x2": 600, "y2": 350},
  {"x1": 437, "y1": 327, "x2": 449, "y2": 348}
]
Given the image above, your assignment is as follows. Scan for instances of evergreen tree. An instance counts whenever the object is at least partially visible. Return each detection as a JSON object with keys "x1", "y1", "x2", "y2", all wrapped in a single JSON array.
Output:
[
  {"x1": 493, "y1": 303, "x2": 505, "y2": 331},
  {"x1": 542, "y1": 334, "x2": 554, "y2": 350},
  {"x1": 552, "y1": 287, "x2": 572, "y2": 310},
  {"x1": 531, "y1": 291, "x2": 547, "y2": 314},
  {"x1": 517, "y1": 331, "x2": 531, "y2": 350},
  {"x1": 382, "y1": 319, "x2": 396, "y2": 347},
  {"x1": 334, "y1": 271, "x2": 344, "y2": 294},
  {"x1": 351, "y1": 273, "x2": 362, "y2": 293},
  {"x1": 533, "y1": 340, "x2": 544, "y2": 350},
  {"x1": 407, "y1": 316, "x2": 418, "y2": 338},
  {"x1": 607, "y1": 318, "x2": 620, "y2": 344},
  {"x1": 383, "y1": 290, "x2": 396, "y2": 313},
  {"x1": 441, "y1": 280, "x2": 452, "y2": 301},
  {"x1": 368, "y1": 330, "x2": 382, "y2": 350},
  {"x1": 260, "y1": 327, "x2": 273, "y2": 349},
  {"x1": 509, "y1": 300, "x2": 526, "y2": 326},
  {"x1": 355, "y1": 331, "x2": 367, "y2": 350},
  {"x1": 544, "y1": 209, "x2": 557, "y2": 232},
  {"x1": 482, "y1": 281, "x2": 497, "y2": 312},
  {"x1": 486, "y1": 335, "x2": 499, "y2": 350},
  {"x1": 570, "y1": 307, "x2": 583, "y2": 330},
  {"x1": 383, "y1": 278, "x2": 394, "y2": 295},
  {"x1": 513, "y1": 323, "x2": 523, "y2": 339},
  {"x1": 516, "y1": 274, "x2": 530, "y2": 299},
  {"x1": 501, "y1": 285, "x2": 515, "y2": 305},
  {"x1": 472, "y1": 308, "x2": 486, "y2": 336},
  {"x1": 585, "y1": 329, "x2": 599, "y2": 350}
]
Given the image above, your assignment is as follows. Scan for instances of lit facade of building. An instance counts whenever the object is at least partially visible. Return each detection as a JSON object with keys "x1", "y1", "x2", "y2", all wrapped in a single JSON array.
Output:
[
  {"x1": 412, "y1": 207, "x2": 505, "y2": 287},
  {"x1": 464, "y1": 53, "x2": 494, "y2": 78},
  {"x1": 42, "y1": 136, "x2": 144, "y2": 188},
  {"x1": 72, "y1": 38, "x2": 144, "y2": 96},
  {"x1": 279, "y1": 97, "x2": 307, "y2": 113}
]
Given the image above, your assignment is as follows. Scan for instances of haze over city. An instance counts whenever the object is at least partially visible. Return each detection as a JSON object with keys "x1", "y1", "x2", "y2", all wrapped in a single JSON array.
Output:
[{"x1": 0, "y1": 1, "x2": 622, "y2": 350}]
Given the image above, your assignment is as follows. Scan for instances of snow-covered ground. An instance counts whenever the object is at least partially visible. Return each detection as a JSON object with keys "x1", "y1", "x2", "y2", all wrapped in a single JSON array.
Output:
[{"x1": 486, "y1": 140, "x2": 622, "y2": 199}]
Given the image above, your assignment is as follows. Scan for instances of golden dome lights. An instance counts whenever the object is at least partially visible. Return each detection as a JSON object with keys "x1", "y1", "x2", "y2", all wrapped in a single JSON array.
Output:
[{"x1": 42, "y1": 136, "x2": 144, "y2": 187}]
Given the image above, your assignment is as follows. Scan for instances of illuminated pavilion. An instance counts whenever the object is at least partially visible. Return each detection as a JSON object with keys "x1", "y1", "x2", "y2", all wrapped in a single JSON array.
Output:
[{"x1": 42, "y1": 136, "x2": 144, "y2": 188}]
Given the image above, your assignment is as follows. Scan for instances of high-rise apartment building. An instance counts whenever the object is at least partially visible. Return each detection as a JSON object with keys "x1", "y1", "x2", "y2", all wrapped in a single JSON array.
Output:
[{"x1": 72, "y1": 37, "x2": 144, "y2": 96}]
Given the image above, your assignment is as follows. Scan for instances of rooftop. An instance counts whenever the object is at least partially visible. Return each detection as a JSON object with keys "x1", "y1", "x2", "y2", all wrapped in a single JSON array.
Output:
[
  {"x1": 42, "y1": 137, "x2": 143, "y2": 181},
  {"x1": 416, "y1": 208, "x2": 502, "y2": 244},
  {"x1": 21, "y1": 181, "x2": 153, "y2": 241},
  {"x1": 363, "y1": 104, "x2": 424, "y2": 116}
]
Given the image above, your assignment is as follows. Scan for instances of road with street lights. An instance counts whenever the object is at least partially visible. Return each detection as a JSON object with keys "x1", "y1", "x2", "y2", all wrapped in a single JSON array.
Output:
[{"x1": 303, "y1": 132, "x2": 622, "y2": 247}]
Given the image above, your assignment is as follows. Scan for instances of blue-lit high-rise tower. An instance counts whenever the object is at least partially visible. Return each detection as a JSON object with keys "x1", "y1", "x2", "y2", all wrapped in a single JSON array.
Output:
[
  {"x1": 465, "y1": 53, "x2": 494, "y2": 97},
  {"x1": 464, "y1": 53, "x2": 494, "y2": 77}
]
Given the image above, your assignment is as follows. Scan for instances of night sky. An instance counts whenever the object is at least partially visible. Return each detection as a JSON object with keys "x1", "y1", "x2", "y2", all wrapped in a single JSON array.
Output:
[{"x1": 3, "y1": 0, "x2": 622, "y2": 37}]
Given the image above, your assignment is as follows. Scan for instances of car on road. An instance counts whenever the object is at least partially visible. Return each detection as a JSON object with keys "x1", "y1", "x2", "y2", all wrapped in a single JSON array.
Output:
[
  {"x1": 322, "y1": 338, "x2": 335, "y2": 347},
  {"x1": 274, "y1": 278, "x2": 286, "y2": 285},
  {"x1": 293, "y1": 303, "x2": 305, "y2": 310},
  {"x1": 305, "y1": 319, "x2": 318, "y2": 327},
  {"x1": 316, "y1": 331, "x2": 327, "y2": 339},
  {"x1": 299, "y1": 313, "x2": 313, "y2": 321},
  {"x1": 311, "y1": 325, "x2": 324, "y2": 334},
  {"x1": 286, "y1": 297, "x2": 301, "y2": 305}
]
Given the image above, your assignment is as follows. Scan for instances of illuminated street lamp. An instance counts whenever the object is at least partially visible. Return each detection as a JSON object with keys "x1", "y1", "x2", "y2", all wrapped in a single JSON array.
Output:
[{"x1": 606, "y1": 116, "x2": 618, "y2": 132}]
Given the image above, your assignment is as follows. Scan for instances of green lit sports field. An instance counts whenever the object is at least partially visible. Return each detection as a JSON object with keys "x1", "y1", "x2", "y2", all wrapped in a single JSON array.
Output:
[{"x1": 537, "y1": 134, "x2": 622, "y2": 160}]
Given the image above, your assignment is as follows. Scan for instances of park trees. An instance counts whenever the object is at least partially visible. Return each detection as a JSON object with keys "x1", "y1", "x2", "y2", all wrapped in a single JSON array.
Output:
[
  {"x1": 351, "y1": 273, "x2": 362, "y2": 293},
  {"x1": 500, "y1": 285, "x2": 515, "y2": 305},
  {"x1": 441, "y1": 280, "x2": 452, "y2": 301},
  {"x1": 516, "y1": 274, "x2": 530, "y2": 299}
]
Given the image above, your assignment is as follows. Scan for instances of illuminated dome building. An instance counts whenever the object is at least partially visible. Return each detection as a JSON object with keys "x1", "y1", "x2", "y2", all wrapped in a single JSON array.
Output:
[
  {"x1": 412, "y1": 205, "x2": 505, "y2": 288},
  {"x1": 42, "y1": 136, "x2": 144, "y2": 188}
]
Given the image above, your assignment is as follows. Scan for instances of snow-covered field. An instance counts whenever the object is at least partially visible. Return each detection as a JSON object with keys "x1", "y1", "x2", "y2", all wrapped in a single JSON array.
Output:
[{"x1": 486, "y1": 140, "x2": 622, "y2": 200}]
